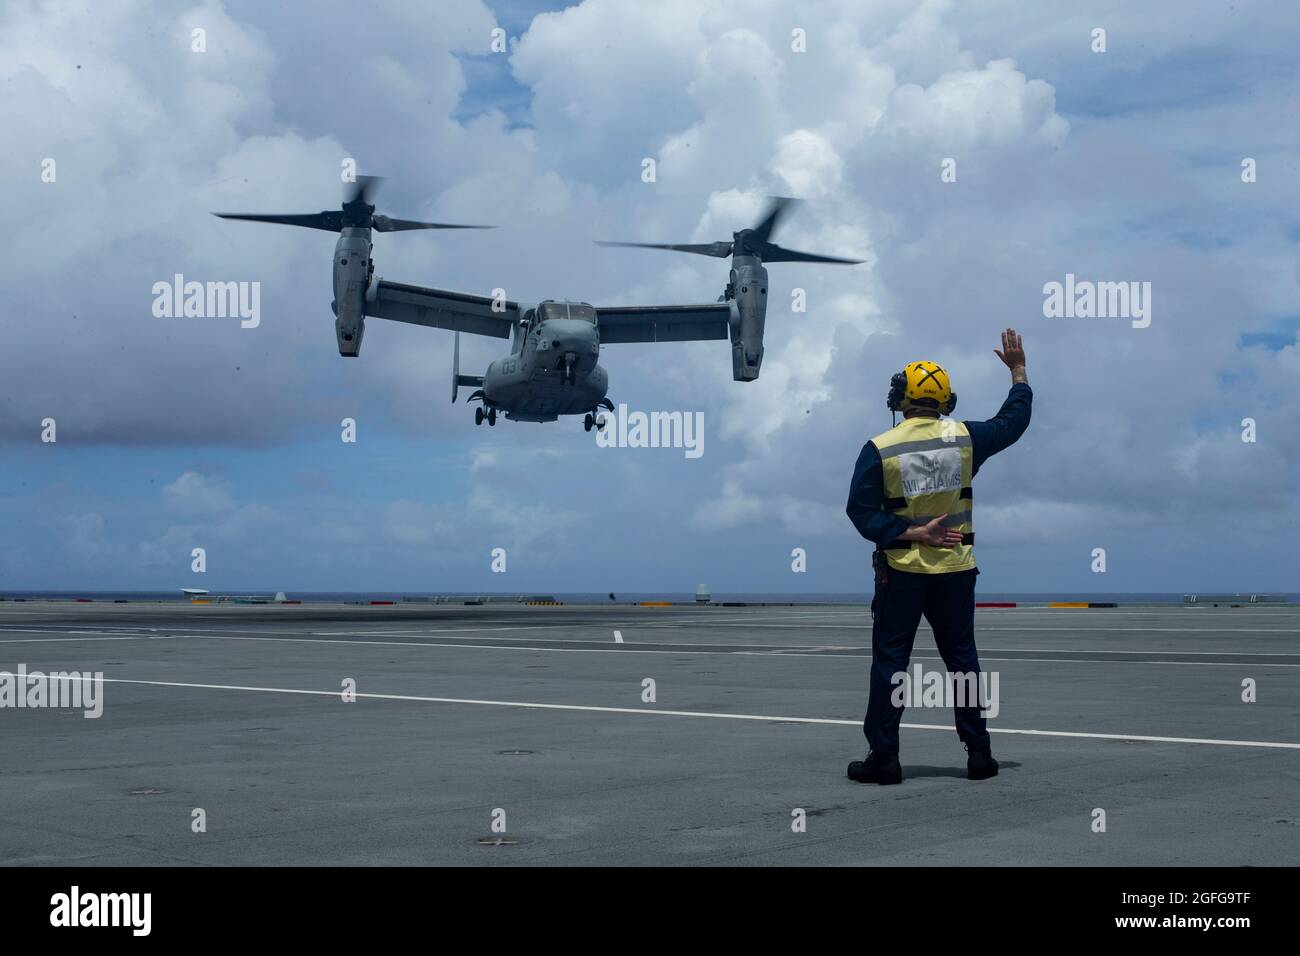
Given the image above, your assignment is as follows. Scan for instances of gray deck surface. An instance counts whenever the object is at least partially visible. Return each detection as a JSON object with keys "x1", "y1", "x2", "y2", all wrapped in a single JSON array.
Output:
[{"x1": 0, "y1": 601, "x2": 1296, "y2": 866}]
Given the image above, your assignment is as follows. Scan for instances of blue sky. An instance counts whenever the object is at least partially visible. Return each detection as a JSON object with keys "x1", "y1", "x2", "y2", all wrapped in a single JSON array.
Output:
[{"x1": 3, "y1": 0, "x2": 1298, "y2": 594}]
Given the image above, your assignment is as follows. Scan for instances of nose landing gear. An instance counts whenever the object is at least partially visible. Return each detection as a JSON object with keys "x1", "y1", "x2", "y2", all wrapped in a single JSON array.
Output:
[{"x1": 583, "y1": 412, "x2": 606, "y2": 432}]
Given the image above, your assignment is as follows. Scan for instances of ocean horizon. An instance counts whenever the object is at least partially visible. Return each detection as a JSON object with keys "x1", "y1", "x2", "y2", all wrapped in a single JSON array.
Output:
[{"x1": 2, "y1": 589, "x2": 1295, "y2": 605}]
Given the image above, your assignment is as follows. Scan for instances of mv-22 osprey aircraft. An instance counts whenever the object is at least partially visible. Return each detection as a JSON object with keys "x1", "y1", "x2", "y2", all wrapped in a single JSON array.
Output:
[{"x1": 215, "y1": 178, "x2": 862, "y2": 429}]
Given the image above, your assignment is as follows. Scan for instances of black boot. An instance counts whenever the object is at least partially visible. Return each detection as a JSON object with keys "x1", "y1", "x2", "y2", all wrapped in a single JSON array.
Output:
[
  {"x1": 847, "y1": 751, "x2": 902, "y2": 785},
  {"x1": 966, "y1": 746, "x2": 999, "y2": 780}
]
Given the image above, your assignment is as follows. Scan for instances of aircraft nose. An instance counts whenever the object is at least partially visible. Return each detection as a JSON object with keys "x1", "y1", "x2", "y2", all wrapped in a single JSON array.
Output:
[{"x1": 546, "y1": 319, "x2": 597, "y2": 355}]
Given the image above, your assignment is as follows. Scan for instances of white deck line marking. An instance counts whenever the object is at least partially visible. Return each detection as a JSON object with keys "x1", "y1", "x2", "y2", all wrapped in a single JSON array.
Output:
[
  {"x1": 1, "y1": 630, "x2": 1296, "y2": 666},
  {"x1": 172, "y1": 634, "x2": 1300, "y2": 667},
  {"x1": 24, "y1": 623, "x2": 622, "y2": 639},
  {"x1": 0, "y1": 636, "x2": 172, "y2": 644},
  {"x1": 0, "y1": 623, "x2": 651, "y2": 640},
  {"x1": 0, "y1": 612, "x2": 871, "y2": 635},
  {"x1": 0, "y1": 616, "x2": 781, "y2": 639},
  {"x1": 64, "y1": 675, "x2": 1300, "y2": 750},
  {"x1": 633, "y1": 622, "x2": 1300, "y2": 633},
  {"x1": 5, "y1": 618, "x2": 1299, "y2": 637},
  {"x1": 977, "y1": 646, "x2": 1300, "y2": 656},
  {"x1": 8, "y1": 625, "x2": 1297, "y2": 657},
  {"x1": 321, "y1": 613, "x2": 810, "y2": 634},
  {"x1": 272, "y1": 632, "x2": 1300, "y2": 658},
  {"x1": 729, "y1": 653, "x2": 1300, "y2": 668}
]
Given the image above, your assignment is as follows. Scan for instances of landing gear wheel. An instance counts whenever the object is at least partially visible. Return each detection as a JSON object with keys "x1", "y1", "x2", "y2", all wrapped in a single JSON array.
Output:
[
  {"x1": 584, "y1": 413, "x2": 594, "y2": 432},
  {"x1": 487, "y1": 409, "x2": 497, "y2": 426},
  {"x1": 596, "y1": 415, "x2": 606, "y2": 432},
  {"x1": 475, "y1": 407, "x2": 484, "y2": 426}
]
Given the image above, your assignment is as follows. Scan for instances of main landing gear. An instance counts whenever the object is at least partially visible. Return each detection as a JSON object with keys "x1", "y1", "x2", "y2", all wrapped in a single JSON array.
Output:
[
  {"x1": 475, "y1": 407, "x2": 497, "y2": 427},
  {"x1": 584, "y1": 398, "x2": 613, "y2": 431}
]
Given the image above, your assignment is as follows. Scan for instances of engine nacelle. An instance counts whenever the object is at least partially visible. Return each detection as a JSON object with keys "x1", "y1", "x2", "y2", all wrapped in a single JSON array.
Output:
[
  {"x1": 335, "y1": 308, "x2": 364, "y2": 357},
  {"x1": 333, "y1": 227, "x2": 371, "y2": 357},
  {"x1": 728, "y1": 255, "x2": 768, "y2": 381}
]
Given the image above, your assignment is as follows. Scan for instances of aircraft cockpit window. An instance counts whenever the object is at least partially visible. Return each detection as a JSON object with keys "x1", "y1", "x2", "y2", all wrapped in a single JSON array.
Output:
[{"x1": 539, "y1": 302, "x2": 596, "y2": 323}]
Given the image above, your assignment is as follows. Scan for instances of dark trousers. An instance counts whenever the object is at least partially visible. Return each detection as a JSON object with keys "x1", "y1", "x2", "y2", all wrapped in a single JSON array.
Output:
[{"x1": 864, "y1": 565, "x2": 991, "y2": 754}]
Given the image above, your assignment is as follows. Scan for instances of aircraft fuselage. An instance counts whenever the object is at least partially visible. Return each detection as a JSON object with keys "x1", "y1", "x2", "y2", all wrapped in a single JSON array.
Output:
[{"x1": 477, "y1": 302, "x2": 610, "y2": 424}]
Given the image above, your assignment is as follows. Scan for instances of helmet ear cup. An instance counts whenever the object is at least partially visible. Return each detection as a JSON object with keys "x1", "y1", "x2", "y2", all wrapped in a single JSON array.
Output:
[
  {"x1": 944, "y1": 391, "x2": 957, "y2": 415},
  {"x1": 887, "y1": 371, "x2": 907, "y2": 411}
]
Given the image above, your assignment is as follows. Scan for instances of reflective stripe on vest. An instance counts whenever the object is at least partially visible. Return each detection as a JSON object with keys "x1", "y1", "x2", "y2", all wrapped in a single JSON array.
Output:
[{"x1": 871, "y1": 417, "x2": 975, "y2": 574}]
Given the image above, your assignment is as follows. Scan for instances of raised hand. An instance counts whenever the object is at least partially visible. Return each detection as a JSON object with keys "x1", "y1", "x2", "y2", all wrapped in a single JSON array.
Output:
[
  {"x1": 994, "y1": 328, "x2": 1027, "y2": 384},
  {"x1": 994, "y1": 328, "x2": 1025, "y2": 369}
]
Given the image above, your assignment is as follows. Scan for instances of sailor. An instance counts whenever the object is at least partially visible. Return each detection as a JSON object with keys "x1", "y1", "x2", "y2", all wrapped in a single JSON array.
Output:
[{"x1": 844, "y1": 329, "x2": 1032, "y2": 784}]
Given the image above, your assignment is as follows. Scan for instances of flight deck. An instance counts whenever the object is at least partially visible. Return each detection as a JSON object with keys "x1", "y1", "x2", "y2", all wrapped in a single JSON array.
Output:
[{"x1": 0, "y1": 600, "x2": 1295, "y2": 866}]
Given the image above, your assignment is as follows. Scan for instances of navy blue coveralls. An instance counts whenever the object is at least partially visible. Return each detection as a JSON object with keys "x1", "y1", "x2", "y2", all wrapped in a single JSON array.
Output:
[{"x1": 845, "y1": 383, "x2": 1033, "y2": 754}]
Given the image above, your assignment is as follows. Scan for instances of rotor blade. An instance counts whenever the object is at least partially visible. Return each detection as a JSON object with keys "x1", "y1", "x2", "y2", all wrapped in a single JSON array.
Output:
[
  {"x1": 750, "y1": 196, "x2": 799, "y2": 245},
  {"x1": 344, "y1": 175, "x2": 384, "y2": 205},
  {"x1": 594, "y1": 240, "x2": 734, "y2": 258},
  {"x1": 372, "y1": 215, "x2": 495, "y2": 232},
  {"x1": 759, "y1": 243, "x2": 864, "y2": 265},
  {"x1": 212, "y1": 211, "x2": 343, "y2": 232}
]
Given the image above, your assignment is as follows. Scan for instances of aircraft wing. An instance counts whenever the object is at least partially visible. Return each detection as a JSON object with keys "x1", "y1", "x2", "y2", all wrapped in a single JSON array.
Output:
[
  {"x1": 595, "y1": 302, "x2": 733, "y2": 344},
  {"x1": 365, "y1": 280, "x2": 518, "y2": 339}
]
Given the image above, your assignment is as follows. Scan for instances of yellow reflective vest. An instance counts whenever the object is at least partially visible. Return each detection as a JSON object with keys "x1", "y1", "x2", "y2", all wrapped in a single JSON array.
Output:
[{"x1": 871, "y1": 416, "x2": 975, "y2": 574}]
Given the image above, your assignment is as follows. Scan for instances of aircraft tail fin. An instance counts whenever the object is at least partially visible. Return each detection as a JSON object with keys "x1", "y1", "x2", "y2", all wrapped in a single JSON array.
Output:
[{"x1": 452, "y1": 331, "x2": 485, "y2": 403}]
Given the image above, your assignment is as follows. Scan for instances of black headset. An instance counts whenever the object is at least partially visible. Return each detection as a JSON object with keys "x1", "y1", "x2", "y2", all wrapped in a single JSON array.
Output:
[{"x1": 886, "y1": 370, "x2": 957, "y2": 416}]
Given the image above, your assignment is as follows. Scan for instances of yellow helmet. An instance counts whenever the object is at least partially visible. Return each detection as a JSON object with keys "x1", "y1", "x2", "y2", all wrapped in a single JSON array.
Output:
[{"x1": 887, "y1": 360, "x2": 956, "y2": 415}]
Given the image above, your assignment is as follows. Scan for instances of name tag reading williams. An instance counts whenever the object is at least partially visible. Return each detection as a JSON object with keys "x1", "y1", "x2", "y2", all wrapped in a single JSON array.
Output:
[{"x1": 898, "y1": 448, "x2": 962, "y2": 497}]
